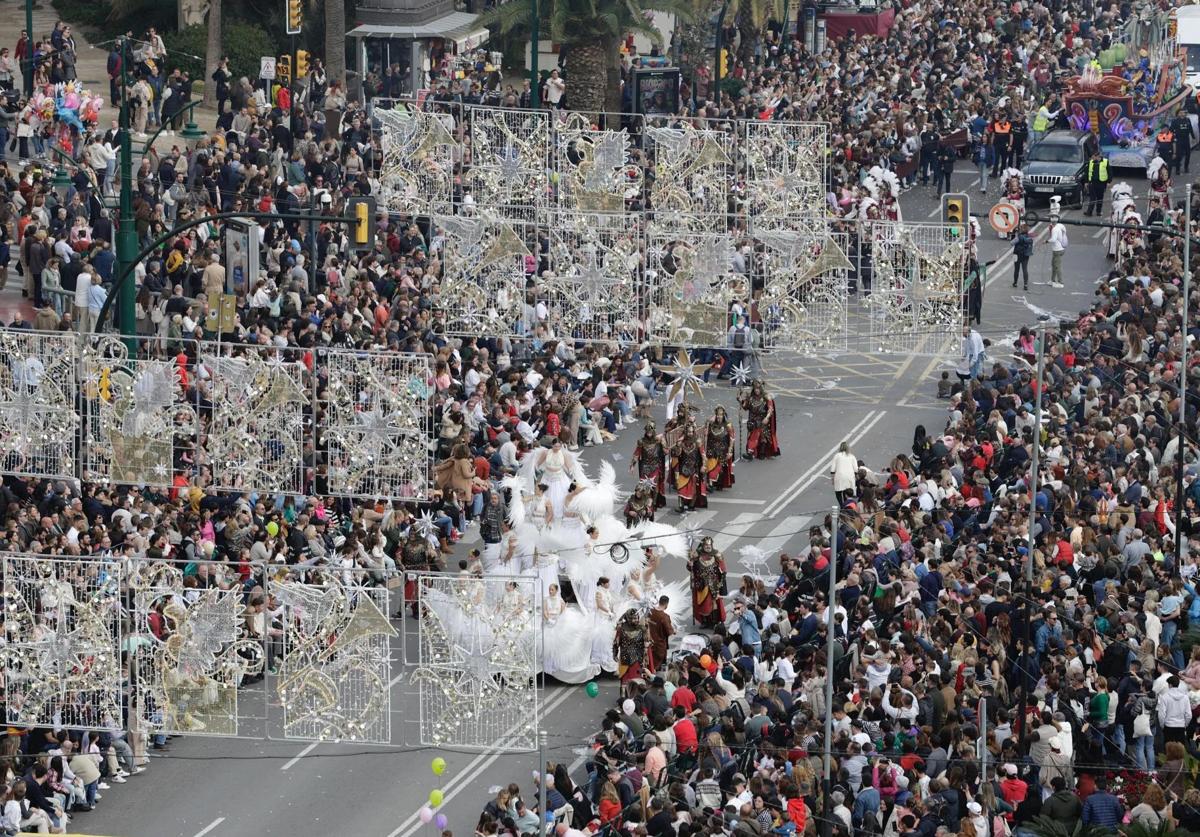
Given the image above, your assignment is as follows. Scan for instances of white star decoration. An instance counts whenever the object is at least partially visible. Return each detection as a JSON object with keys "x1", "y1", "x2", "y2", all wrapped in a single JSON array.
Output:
[
  {"x1": 730, "y1": 363, "x2": 754, "y2": 388},
  {"x1": 655, "y1": 349, "x2": 711, "y2": 403}
]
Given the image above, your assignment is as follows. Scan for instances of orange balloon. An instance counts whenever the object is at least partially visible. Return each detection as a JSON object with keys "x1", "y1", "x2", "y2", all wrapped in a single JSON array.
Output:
[{"x1": 699, "y1": 654, "x2": 713, "y2": 668}]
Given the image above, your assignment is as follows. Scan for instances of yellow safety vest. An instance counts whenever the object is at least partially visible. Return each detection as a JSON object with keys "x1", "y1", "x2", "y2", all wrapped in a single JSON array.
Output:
[{"x1": 1088, "y1": 159, "x2": 1109, "y2": 182}]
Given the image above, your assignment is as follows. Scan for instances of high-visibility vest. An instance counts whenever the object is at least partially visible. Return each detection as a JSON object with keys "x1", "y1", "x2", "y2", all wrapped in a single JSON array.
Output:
[
  {"x1": 1033, "y1": 110, "x2": 1050, "y2": 132},
  {"x1": 1088, "y1": 159, "x2": 1109, "y2": 182},
  {"x1": 994, "y1": 121, "x2": 1012, "y2": 134},
  {"x1": 1158, "y1": 130, "x2": 1174, "y2": 143}
]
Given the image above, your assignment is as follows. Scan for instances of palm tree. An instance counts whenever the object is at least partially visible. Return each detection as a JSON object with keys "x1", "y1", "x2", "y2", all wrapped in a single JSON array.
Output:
[
  {"x1": 325, "y1": 0, "x2": 346, "y2": 87},
  {"x1": 203, "y1": 0, "x2": 221, "y2": 108},
  {"x1": 705, "y1": 0, "x2": 782, "y2": 69},
  {"x1": 478, "y1": 0, "x2": 691, "y2": 114}
]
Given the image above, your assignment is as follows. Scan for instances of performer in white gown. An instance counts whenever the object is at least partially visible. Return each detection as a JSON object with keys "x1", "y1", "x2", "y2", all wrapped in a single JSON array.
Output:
[
  {"x1": 425, "y1": 459, "x2": 691, "y2": 683},
  {"x1": 536, "y1": 440, "x2": 578, "y2": 520}
]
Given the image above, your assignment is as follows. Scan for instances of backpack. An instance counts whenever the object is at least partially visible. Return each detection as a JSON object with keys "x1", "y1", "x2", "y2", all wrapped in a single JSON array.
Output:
[{"x1": 733, "y1": 328, "x2": 747, "y2": 349}]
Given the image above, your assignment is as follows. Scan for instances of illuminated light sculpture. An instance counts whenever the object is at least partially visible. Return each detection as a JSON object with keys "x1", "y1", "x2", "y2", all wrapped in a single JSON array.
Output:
[
  {"x1": 754, "y1": 226, "x2": 854, "y2": 355},
  {"x1": 545, "y1": 211, "x2": 642, "y2": 343},
  {"x1": 273, "y1": 576, "x2": 397, "y2": 743},
  {"x1": 553, "y1": 112, "x2": 644, "y2": 213},
  {"x1": 645, "y1": 229, "x2": 745, "y2": 347},
  {"x1": 376, "y1": 104, "x2": 460, "y2": 215},
  {"x1": 413, "y1": 573, "x2": 539, "y2": 751},
  {"x1": 465, "y1": 108, "x2": 551, "y2": 223},
  {"x1": 0, "y1": 330, "x2": 78, "y2": 480},
  {"x1": 129, "y1": 561, "x2": 264, "y2": 736},
  {"x1": 865, "y1": 222, "x2": 968, "y2": 354},
  {"x1": 1, "y1": 554, "x2": 123, "y2": 730},
  {"x1": 318, "y1": 349, "x2": 433, "y2": 501}
]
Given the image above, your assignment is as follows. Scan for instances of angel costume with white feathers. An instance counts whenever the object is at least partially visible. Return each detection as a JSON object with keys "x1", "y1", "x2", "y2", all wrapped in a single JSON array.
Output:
[{"x1": 421, "y1": 458, "x2": 691, "y2": 683}]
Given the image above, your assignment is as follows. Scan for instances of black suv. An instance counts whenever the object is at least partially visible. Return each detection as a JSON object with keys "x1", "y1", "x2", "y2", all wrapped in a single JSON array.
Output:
[{"x1": 1022, "y1": 130, "x2": 1099, "y2": 207}]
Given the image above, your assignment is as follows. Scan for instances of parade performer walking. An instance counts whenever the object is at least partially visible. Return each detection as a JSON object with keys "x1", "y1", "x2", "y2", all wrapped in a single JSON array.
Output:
[{"x1": 739, "y1": 380, "x2": 779, "y2": 460}]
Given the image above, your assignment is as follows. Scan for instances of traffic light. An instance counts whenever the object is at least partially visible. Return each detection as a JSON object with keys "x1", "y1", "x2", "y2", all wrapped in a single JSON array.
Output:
[
  {"x1": 296, "y1": 49, "x2": 310, "y2": 78},
  {"x1": 286, "y1": 0, "x2": 303, "y2": 34},
  {"x1": 277, "y1": 55, "x2": 291, "y2": 85},
  {"x1": 718, "y1": 49, "x2": 729, "y2": 80},
  {"x1": 348, "y1": 196, "x2": 377, "y2": 252},
  {"x1": 942, "y1": 192, "x2": 968, "y2": 237}
]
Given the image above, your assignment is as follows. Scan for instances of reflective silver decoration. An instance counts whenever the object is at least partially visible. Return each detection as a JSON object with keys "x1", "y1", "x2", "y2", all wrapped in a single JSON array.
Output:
[
  {"x1": 865, "y1": 222, "x2": 968, "y2": 354},
  {"x1": 128, "y1": 561, "x2": 265, "y2": 737},
  {"x1": 465, "y1": 108, "x2": 551, "y2": 223},
  {"x1": 754, "y1": 224, "x2": 853, "y2": 354},
  {"x1": 273, "y1": 576, "x2": 396, "y2": 743},
  {"x1": 201, "y1": 346, "x2": 310, "y2": 496},
  {"x1": 645, "y1": 228, "x2": 746, "y2": 347},
  {"x1": 376, "y1": 101, "x2": 460, "y2": 215},
  {"x1": 413, "y1": 573, "x2": 539, "y2": 751},
  {"x1": 318, "y1": 348, "x2": 433, "y2": 501},
  {"x1": 81, "y1": 336, "x2": 198, "y2": 488},
  {"x1": 546, "y1": 211, "x2": 642, "y2": 342},
  {"x1": 743, "y1": 122, "x2": 829, "y2": 225},
  {"x1": 1, "y1": 555, "x2": 123, "y2": 730},
  {"x1": 645, "y1": 120, "x2": 737, "y2": 228},
  {"x1": 433, "y1": 214, "x2": 535, "y2": 336},
  {"x1": 552, "y1": 112, "x2": 644, "y2": 213},
  {"x1": 0, "y1": 330, "x2": 78, "y2": 480}
]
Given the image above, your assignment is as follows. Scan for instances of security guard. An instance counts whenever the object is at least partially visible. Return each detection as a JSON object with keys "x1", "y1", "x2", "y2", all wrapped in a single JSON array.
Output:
[
  {"x1": 1083, "y1": 149, "x2": 1110, "y2": 217},
  {"x1": 990, "y1": 112, "x2": 1013, "y2": 176},
  {"x1": 1171, "y1": 110, "x2": 1196, "y2": 174},
  {"x1": 1156, "y1": 125, "x2": 1176, "y2": 170}
]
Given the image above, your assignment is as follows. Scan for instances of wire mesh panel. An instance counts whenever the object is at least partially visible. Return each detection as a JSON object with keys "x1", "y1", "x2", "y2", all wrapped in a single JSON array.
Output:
[
  {"x1": 270, "y1": 572, "x2": 396, "y2": 743},
  {"x1": 432, "y1": 214, "x2": 537, "y2": 337},
  {"x1": 413, "y1": 573, "x2": 539, "y2": 751},
  {"x1": 545, "y1": 211, "x2": 642, "y2": 343},
  {"x1": 81, "y1": 335, "x2": 199, "y2": 488},
  {"x1": 375, "y1": 100, "x2": 461, "y2": 216},
  {"x1": 645, "y1": 227, "x2": 749, "y2": 348},
  {"x1": 0, "y1": 329, "x2": 78, "y2": 480},
  {"x1": 465, "y1": 107, "x2": 551, "y2": 223},
  {"x1": 317, "y1": 348, "x2": 432, "y2": 501},
  {"x1": 754, "y1": 223, "x2": 853, "y2": 355},
  {"x1": 1, "y1": 554, "x2": 123, "y2": 730},
  {"x1": 743, "y1": 121, "x2": 829, "y2": 223},
  {"x1": 552, "y1": 111, "x2": 645, "y2": 213},
  {"x1": 864, "y1": 221, "x2": 967, "y2": 354},
  {"x1": 644, "y1": 118, "x2": 739, "y2": 228},
  {"x1": 127, "y1": 560, "x2": 266, "y2": 737},
  {"x1": 199, "y1": 343, "x2": 311, "y2": 496}
]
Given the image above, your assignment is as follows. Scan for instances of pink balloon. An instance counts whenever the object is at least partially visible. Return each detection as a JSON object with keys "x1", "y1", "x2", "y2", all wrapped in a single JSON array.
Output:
[
  {"x1": 419, "y1": 807, "x2": 434, "y2": 824},
  {"x1": 435, "y1": 814, "x2": 448, "y2": 830}
]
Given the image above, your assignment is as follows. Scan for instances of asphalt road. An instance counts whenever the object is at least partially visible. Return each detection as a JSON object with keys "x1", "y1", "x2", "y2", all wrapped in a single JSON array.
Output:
[{"x1": 72, "y1": 164, "x2": 1190, "y2": 837}]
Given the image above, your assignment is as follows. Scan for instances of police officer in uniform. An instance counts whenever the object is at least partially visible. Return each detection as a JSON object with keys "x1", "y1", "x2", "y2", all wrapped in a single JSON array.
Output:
[
  {"x1": 1083, "y1": 149, "x2": 1110, "y2": 217},
  {"x1": 1171, "y1": 110, "x2": 1196, "y2": 174},
  {"x1": 990, "y1": 111, "x2": 1013, "y2": 177},
  {"x1": 1156, "y1": 125, "x2": 1176, "y2": 171}
]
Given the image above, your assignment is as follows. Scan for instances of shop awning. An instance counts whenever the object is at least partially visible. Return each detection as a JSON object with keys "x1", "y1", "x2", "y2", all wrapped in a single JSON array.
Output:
[{"x1": 348, "y1": 12, "x2": 489, "y2": 52}]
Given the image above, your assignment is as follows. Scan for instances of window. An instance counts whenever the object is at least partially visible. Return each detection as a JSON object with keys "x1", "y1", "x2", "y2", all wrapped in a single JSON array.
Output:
[{"x1": 1028, "y1": 144, "x2": 1084, "y2": 163}]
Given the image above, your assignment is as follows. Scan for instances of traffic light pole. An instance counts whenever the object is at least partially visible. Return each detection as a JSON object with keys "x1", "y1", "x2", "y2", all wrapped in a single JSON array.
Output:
[{"x1": 289, "y1": 34, "x2": 298, "y2": 137}]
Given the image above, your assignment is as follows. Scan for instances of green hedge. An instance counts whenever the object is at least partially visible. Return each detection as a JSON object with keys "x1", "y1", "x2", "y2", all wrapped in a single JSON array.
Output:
[{"x1": 162, "y1": 22, "x2": 276, "y2": 83}]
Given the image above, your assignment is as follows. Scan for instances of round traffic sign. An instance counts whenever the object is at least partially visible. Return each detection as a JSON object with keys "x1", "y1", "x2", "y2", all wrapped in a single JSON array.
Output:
[{"x1": 989, "y1": 201, "x2": 1020, "y2": 234}]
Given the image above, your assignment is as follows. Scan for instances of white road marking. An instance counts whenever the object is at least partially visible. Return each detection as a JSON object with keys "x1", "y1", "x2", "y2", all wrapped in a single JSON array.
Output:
[
  {"x1": 755, "y1": 515, "x2": 812, "y2": 558},
  {"x1": 706, "y1": 496, "x2": 766, "y2": 506},
  {"x1": 280, "y1": 741, "x2": 319, "y2": 771},
  {"x1": 193, "y1": 818, "x2": 226, "y2": 837},
  {"x1": 1093, "y1": 228, "x2": 1107, "y2": 239},
  {"x1": 387, "y1": 687, "x2": 575, "y2": 837},
  {"x1": 712, "y1": 512, "x2": 763, "y2": 553},
  {"x1": 762, "y1": 410, "x2": 885, "y2": 518},
  {"x1": 763, "y1": 410, "x2": 878, "y2": 518}
]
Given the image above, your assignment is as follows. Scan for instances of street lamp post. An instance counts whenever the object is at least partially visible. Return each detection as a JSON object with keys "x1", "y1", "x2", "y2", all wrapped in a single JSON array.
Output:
[
  {"x1": 23, "y1": 0, "x2": 33, "y2": 95},
  {"x1": 530, "y1": 0, "x2": 540, "y2": 107},
  {"x1": 116, "y1": 36, "x2": 137, "y2": 353}
]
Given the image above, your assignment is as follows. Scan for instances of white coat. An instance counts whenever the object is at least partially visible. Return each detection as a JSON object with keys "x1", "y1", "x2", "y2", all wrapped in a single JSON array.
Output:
[{"x1": 830, "y1": 450, "x2": 858, "y2": 492}]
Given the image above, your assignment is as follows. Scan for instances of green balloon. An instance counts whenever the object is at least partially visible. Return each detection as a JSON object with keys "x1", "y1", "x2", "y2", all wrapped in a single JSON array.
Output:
[
  {"x1": 266, "y1": 521, "x2": 279, "y2": 537},
  {"x1": 432, "y1": 756, "x2": 447, "y2": 775},
  {"x1": 430, "y1": 789, "x2": 444, "y2": 807},
  {"x1": 585, "y1": 682, "x2": 600, "y2": 698}
]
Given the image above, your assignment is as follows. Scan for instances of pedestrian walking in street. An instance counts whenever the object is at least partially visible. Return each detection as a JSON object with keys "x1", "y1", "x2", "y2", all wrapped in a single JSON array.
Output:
[
  {"x1": 1084, "y1": 150, "x2": 1109, "y2": 216},
  {"x1": 936, "y1": 137, "x2": 956, "y2": 196},
  {"x1": 1012, "y1": 222, "x2": 1033, "y2": 290},
  {"x1": 1048, "y1": 214, "x2": 1068, "y2": 288}
]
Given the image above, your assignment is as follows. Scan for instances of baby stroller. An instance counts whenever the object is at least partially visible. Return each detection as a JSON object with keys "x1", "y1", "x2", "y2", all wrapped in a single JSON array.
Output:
[{"x1": 997, "y1": 167, "x2": 1024, "y2": 239}]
